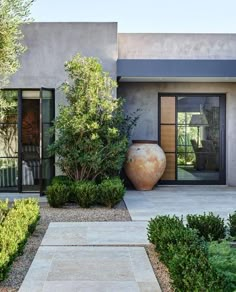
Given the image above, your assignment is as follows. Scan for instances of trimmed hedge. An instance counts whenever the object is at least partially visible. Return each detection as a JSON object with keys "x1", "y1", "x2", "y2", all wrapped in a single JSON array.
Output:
[
  {"x1": 186, "y1": 212, "x2": 226, "y2": 241},
  {"x1": 0, "y1": 198, "x2": 40, "y2": 281},
  {"x1": 46, "y1": 176, "x2": 125, "y2": 208},
  {"x1": 97, "y1": 177, "x2": 125, "y2": 208},
  {"x1": 74, "y1": 180, "x2": 97, "y2": 208},
  {"x1": 147, "y1": 215, "x2": 227, "y2": 291},
  {"x1": 46, "y1": 183, "x2": 69, "y2": 208}
]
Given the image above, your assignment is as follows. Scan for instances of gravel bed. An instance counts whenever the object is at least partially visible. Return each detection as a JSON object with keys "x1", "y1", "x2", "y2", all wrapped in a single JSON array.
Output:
[{"x1": 146, "y1": 244, "x2": 174, "y2": 292}]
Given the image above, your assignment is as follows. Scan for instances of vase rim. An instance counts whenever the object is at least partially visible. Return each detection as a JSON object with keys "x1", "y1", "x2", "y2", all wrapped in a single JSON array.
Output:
[{"x1": 132, "y1": 140, "x2": 158, "y2": 144}]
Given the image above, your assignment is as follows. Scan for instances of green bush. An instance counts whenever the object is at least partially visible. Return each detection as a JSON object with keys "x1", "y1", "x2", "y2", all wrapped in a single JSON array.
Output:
[
  {"x1": 98, "y1": 177, "x2": 125, "y2": 208},
  {"x1": 46, "y1": 183, "x2": 69, "y2": 208},
  {"x1": 168, "y1": 239, "x2": 223, "y2": 291},
  {"x1": 147, "y1": 215, "x2": 184, "y2": 245},
  {"x1": 228, "y1": 211, "x2": 236, "y2": 237},
  {"x1": 49, "y1": 54, "x2": 138, "y2": 182},
  {"x1": 74, "y1": 180, "x2": 97, "y2": 208},
  {"x1": 0, "y1": 198, "x2": 40, "y2": 281},
  {"x1": 51, "y1": 176, "x2": 76, "y2": 202},
  {"x1": 209, "y1": 240, "x2": 236, "y2": 291},
  {"x1": 147, "y1": 215, "x2": 225, "y2": 291},
  {"x1": 186, "y1": 212, "x2": 226, "y2": 241}
]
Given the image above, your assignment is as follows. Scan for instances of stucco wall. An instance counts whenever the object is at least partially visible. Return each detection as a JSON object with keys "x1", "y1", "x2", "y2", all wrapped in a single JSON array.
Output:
[
  {"x1": 118, "y1": 82, "x2": 236, "y2": 186},
  {"x1": 8, "y1": 22, "x2": 118, "y2": 114},
  {"x1": 118, "y1": 33, "x2": 236, "y2": 59}
]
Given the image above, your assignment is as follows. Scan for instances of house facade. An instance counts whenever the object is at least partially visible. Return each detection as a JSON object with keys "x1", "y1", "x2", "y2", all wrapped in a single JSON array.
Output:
[{"x1": 1, "y1": 22, "x2": 236, "y2": 192}]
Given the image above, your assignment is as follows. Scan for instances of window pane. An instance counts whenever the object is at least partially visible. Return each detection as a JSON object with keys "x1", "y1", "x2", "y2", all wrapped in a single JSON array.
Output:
[
  {"x1": 0, "y1": 124, "x2": 18, "y2": 157},
  {"x1": 0, "y1": 158, "x2": 18, "y2": 189},
  {"x1": 0, "y1": 90, "x2": 18, "y2": 123}
]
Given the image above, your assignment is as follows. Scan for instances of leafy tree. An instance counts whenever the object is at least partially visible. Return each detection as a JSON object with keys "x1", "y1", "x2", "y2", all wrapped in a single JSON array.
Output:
[
  {"x1": 49, "y1": 54, "x2": 138, "y2": 181},
  {"x1": 0, "y1": 0, "x2": 34, "y2": 87}
]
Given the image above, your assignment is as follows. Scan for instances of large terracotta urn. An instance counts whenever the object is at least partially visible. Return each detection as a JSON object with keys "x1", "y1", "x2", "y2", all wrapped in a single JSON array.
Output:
[{"x1": 124, "y1": 140, "x2": 166, "y2": 191}]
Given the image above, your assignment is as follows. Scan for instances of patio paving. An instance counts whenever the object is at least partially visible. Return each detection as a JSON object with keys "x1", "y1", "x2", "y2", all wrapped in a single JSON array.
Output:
[
  {"x1": 124, "y1": 186, "x2": 236, "y2": 221},
  {"x1": 20, "y1": 222, "x2": 161, "y2": 292},
  {"x1": 41, "y1": 222, "x2": 149, "y2": 246}
]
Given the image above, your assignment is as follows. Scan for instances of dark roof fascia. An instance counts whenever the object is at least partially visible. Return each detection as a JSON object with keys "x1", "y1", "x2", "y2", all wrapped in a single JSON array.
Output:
[{"x1": 117, "y1": 59, "x2": 236, "y2": 78}]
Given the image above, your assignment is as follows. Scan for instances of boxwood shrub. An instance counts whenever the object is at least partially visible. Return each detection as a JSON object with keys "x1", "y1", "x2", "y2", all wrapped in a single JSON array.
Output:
[
  {"x1": 0, "y1": 198, "x2": 40, "y2": 281},
  {"x1": 46, "y1": 176, "x2": 125, "y2": 208},
  {"x1": 97, "y1": 177, "x2": 125, "y2": 208},
  {"x1": 51, "y1": 176, "x2": 76, "y2": 202},
  {"x1": 46, "y1": 183, "x2": 69, "y2": 208},
  {"x1": 186, "y1": 212, "x2": 226, "y2": 241},
  {"x1": 147, "y1": 215, "x2": 225, "y2": 291},
  {"x1": 74, "y1": 180, "x2": 97, "y2": 208}
]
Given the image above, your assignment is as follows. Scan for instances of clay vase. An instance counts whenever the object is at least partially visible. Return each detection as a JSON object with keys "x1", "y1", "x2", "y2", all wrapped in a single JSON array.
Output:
[{"x1": 124, "y1": 140, "x2": 166, "y2": 191}]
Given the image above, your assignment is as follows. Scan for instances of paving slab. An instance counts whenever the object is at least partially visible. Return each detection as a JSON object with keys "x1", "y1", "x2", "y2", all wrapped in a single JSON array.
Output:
[
  {"x1": 124, "y1": 186, "x2": 236, "y2": 221},
  {"x1": 41, "y1": 221, "x2": 149, "y2": 246},
  {"x1": 19, "y1": 246, "x2": 161, "y2": 292}
]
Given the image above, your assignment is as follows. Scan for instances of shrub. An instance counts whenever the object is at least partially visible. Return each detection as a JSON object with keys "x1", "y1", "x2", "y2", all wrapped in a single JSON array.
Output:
[
  {"x1": 168, "y1": 240, "x2": 223, "y2": 291},
  {"x1": 147, "y1": 215, "x2": 225, "y2": 291},
  {"x1": 46, "y1": 183, "x2": 69, "y2": 208},
  {"x1": 186, "y1": 212, "x2": 226, "y2": 241},
  {"x1": 147, "y1": 215, "x2": 184, "y2": 245},
  {"x1": 74, "y1": 180, "x2": 97, "y2": 208},
  {"x1": 228, "y1": 211, "x2": 236, "y2": 237},
  {"x1": 48, "y1": 54, "x2": 138, "y2": 182},
  {"x1": 209, "y1": 240, "x2": 236, "y2": 291},
  {"x1": 98, "y1": 177, "x2": 125, "y2": 208},
  {"x1": 51, "y1": 176, "x2": 76, "y2": 202},
  {"x1": 0, "y1": 198, "x2": 39, "y2": 280}
]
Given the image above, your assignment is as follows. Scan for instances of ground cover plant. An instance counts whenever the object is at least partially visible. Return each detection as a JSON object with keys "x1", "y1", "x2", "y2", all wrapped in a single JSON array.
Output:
[
  {"x1": 147, "y1": 212, "x2": 236, "y2": 291},
  {"x1": 0, "y1": 198, "x2": 40, "y2": 281}
]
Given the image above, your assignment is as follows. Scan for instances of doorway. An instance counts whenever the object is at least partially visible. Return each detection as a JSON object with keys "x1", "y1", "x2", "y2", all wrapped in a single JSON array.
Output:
[
  {"x1": 0, "y1": 88, "x2": 54, "y2": 193},
  {"x1": 159, "y1": 94, "x2": 226, "y2": 184}
]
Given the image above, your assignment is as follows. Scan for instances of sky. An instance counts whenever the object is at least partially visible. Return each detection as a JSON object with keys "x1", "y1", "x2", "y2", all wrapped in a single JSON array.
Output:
[{"x1": 31, "y1": 0, "x2": 236, "y2": 33}]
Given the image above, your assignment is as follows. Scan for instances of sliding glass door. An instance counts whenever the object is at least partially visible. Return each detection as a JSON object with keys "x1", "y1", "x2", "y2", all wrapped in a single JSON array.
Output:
[{"x1": 159, "y1": 94, "x2": 226, "y2": 184}]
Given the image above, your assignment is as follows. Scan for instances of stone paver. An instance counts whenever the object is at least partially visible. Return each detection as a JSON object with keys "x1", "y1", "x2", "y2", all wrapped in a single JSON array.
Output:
[
  {"x1": 124, "y1": 186, "x2": 236, "y2": 221},
  {"x1": 19, "y1": 246, "x2": 161, "y2": 292},
  {"x1": 41, "y1": 222, "x2": 149, "y2": 246}
]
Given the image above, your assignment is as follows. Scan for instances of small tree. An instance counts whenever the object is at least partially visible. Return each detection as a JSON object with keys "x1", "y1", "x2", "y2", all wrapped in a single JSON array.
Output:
[
  {"x1": 0, "y1": 0, "x2": 34, "y2": 87},
  {"x1": 49, "y1": 54, "x2": 138, "y2": 181}
]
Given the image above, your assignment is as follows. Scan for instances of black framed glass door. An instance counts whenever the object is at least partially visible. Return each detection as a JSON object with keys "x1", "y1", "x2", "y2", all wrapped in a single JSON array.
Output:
[
  {"x1": 0, "y1": 88, "x2": 54, "y2": 193},
  {"x1": 159, "y1": 94, "x2": 226, "y2": 184}
]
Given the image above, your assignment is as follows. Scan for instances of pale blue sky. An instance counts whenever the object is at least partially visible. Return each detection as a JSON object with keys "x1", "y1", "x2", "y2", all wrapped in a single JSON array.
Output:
[{"x1": 31, "y1": 0, "x2": 236, "y2": 33}]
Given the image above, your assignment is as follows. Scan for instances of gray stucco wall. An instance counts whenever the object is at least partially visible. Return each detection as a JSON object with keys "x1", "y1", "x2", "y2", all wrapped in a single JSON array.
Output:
[
  {"x1": 10, "y1": 22, "x2": 117, "y2": 88},
  {"x1": 118, "y1": 33, "x2": 236, "y2": 59},
  {"x1": 9, "y1": 22, "x2": 118, "y2": 113},
  {"x1": 118, "y1": 82, "x2": 236, "y2": 186}
]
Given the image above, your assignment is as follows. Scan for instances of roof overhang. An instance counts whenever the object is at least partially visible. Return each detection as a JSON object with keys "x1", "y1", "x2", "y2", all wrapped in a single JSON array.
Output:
[{"x1": 117, "y1": 59, "x2": 236, "y2": 82}]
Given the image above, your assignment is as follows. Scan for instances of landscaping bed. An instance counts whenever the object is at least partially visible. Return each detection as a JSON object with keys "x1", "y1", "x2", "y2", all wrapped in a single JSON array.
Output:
[
  {"x1": 0, "y1": 201, "x2": 131, "y2": 291},
  {"x1": 0, "y1": 199, "x2": 40, "y2": 285}
]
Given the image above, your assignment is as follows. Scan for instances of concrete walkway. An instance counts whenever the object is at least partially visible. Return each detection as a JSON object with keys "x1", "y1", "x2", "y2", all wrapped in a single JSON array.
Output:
[
  {"x1": 20, "y1": 222, "x2": 161, "y2": 292},
  {"x1": 124, "y1": 186, "x2": 236, "y2": 221}
]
